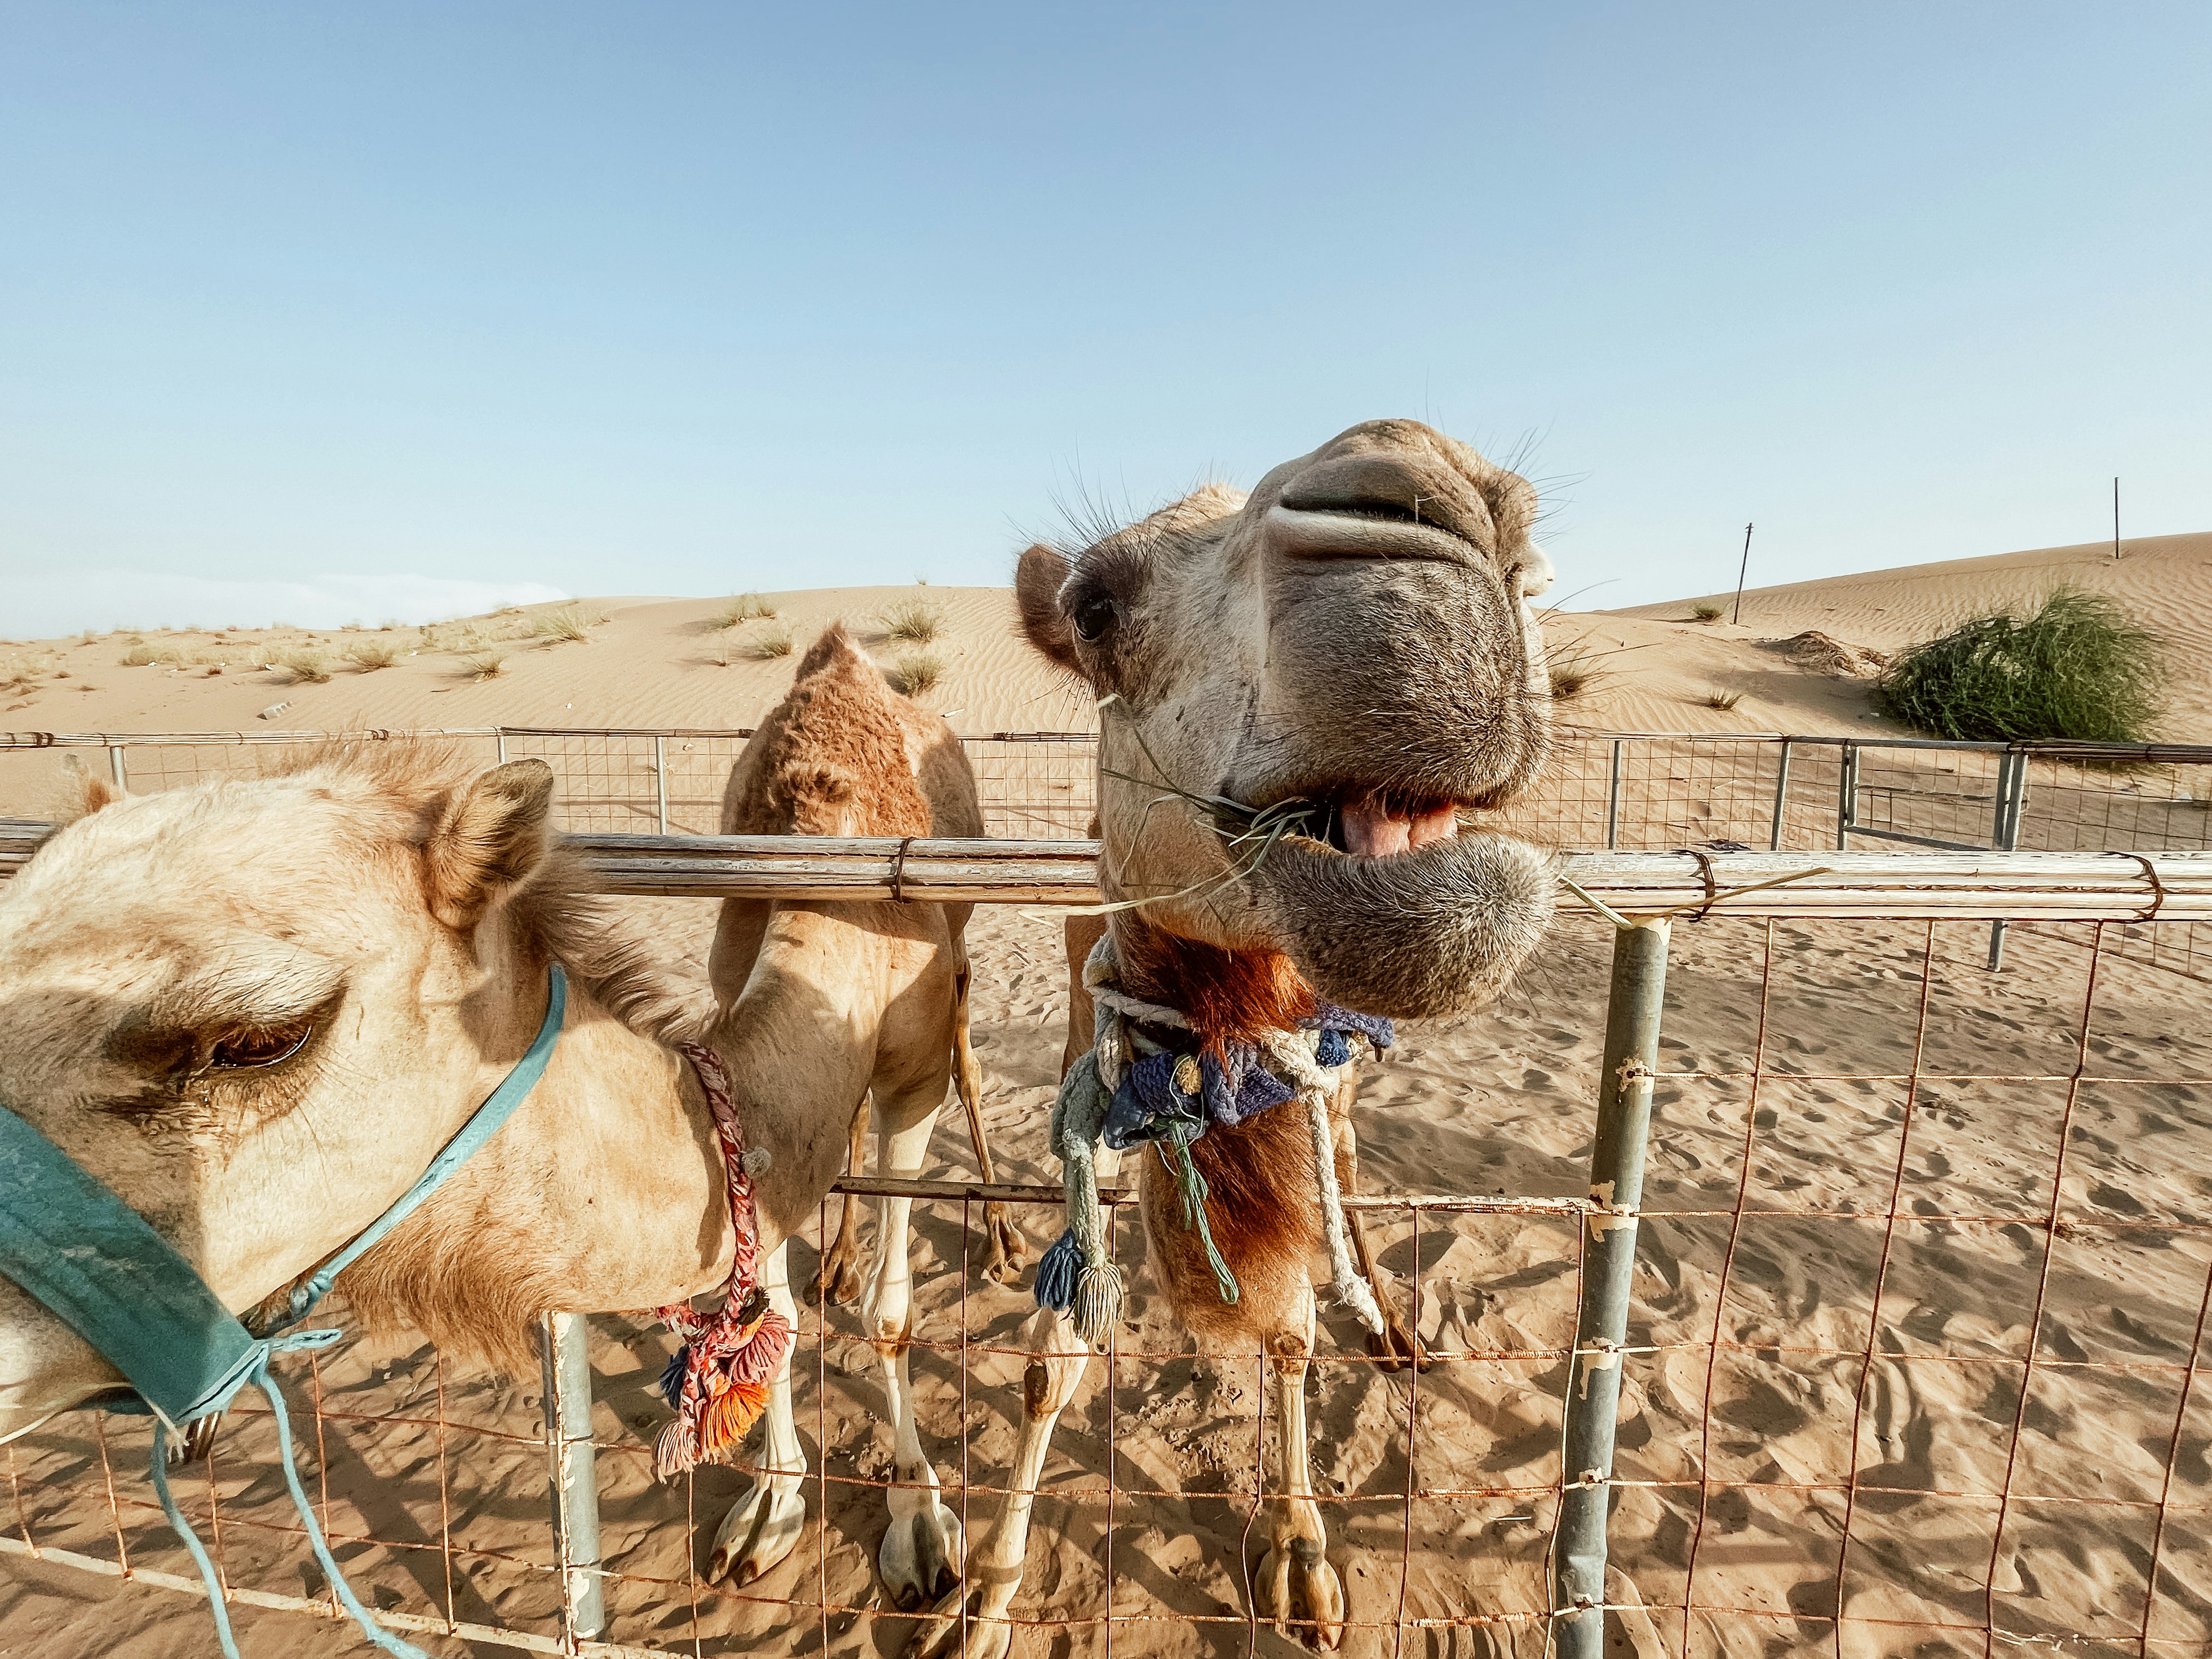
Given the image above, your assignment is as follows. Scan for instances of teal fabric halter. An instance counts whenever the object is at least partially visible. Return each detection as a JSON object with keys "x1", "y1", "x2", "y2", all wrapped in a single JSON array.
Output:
[{"x1": 0, "y1": 962, "x2": 567, "y2": 1659}]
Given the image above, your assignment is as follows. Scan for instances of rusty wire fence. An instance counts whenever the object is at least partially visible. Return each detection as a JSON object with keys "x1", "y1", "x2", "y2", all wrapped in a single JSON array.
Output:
[{"x1": 3, "y1": 844, "x2": 2210, "y2": 1659}]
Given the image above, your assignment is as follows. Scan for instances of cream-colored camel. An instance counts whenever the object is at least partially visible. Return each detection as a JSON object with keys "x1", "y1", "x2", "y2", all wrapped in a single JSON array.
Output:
[
  {"x1": 917, "y1": 419, "x2": 1559, "y2": 1656},
  {"x1": 0, "y1": 626, "x2": 983, "y2": 1612}
]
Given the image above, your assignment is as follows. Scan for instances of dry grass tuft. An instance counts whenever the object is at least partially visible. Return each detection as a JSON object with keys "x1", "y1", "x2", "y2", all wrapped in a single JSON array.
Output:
[
  {"x1": 462, "y1": 649, "x2": 509, "y2": 681},
  {"x1": 879, "y1": 598, "x2": 943, "y2": 644},
  {"x1": 532, "y1": 604, "x2": 604, "y2": 644},
  {"x1": 1690, "y1": 603, "x2": 1724, "y2": 623},
  {"x1": 274, "y1": 648, "x2": 331, "y2": 684},
  {"x1": 751, "y1": 623, "x2": 794, "y2": 658},
  {"x1": 345, "y1": 640, "x2": 403, "y2": 671},
  {"x1": 1547, "y1": 644, "x2": 1607, "y2": 705},
  {"x1": 120, "y1": 644, "x2": 163, "y2": 666},
  {"x1": 886, "y1": 647, "x2": 946, "y2": 696},
  {"x1": 711, "y1": 593, "x2": 776, "y2": 629},
  {"x1": 1702, "y1": 686, "x2": 1744, "y2": 710}
]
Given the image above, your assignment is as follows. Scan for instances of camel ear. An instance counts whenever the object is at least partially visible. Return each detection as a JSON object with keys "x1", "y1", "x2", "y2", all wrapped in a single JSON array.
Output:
[
  {"x1": 54, "y1": 756, "x2": 122, "y2": 825},
  {"x1": 424, "y1": 759, "x2": 556, "y2": 930},
  {"x1": 1015, "y1": 542, "x2": 1080, "y2": 675}
]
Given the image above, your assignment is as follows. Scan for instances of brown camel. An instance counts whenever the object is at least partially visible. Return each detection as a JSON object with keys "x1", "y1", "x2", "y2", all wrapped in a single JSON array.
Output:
[
  {"x1": 0, "y1": 626, "x2": 989, "y2": 1612},
  {"x1": 915, "y1": 418, "x2": 1559, "y2": 1656}
]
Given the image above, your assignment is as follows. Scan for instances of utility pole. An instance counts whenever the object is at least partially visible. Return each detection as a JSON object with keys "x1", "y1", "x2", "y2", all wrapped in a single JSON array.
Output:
[
  {"x1": 1731, "y1": 522, "x2": 1754, "y2": 625},
  {"x1": 2113, "y1": 477, "x2": 2121, "y2": 561}
]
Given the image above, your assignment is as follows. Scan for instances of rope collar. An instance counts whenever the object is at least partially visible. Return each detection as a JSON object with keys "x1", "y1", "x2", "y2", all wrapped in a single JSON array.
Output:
[
  {"x1": 0, "y1": 962, "x2": 569, "y2": 1659},
  {"x1": 1035, "y1": 937, "x2": 1392, "y2": 1343}
]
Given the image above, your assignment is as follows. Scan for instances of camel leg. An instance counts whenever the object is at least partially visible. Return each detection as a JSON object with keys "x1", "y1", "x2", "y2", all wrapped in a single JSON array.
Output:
[
  {"x1": 1335, "y1": 1094, "x2": 1427, "y2": 1373},
  {"x1": 816, "y1": 1092, "x2": 871, "y2": 1304},
  {"x1": 908, "y1": 1305, "x2": 1090, "y2": 1659},
  {"x1": 953, "y1": 947, "x2": 1029, "y2": 1284},
  {"x1": 1254, "y1": 1285, "x2": 1346, "y2": 1650},
  {"x1": 870, "y1": 1088, "x2": 965, "y2": 1610},
  {"x1": 706, "y1": 1239, "x2": 809, "y2": 1583}
]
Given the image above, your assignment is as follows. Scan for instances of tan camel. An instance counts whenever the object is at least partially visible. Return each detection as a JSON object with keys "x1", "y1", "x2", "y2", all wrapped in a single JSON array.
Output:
[
  {"x1": 0, "y1": 626, "x2": 982, "y2": 1610},
  {"x1": 916, "y1": 419, "x2": 1559, "y2": 1656}
]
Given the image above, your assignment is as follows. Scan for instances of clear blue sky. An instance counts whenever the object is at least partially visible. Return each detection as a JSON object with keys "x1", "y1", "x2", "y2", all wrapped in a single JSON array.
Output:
[{"x1": 6, "y1": 3, "x2": 2208, "y2": 633}]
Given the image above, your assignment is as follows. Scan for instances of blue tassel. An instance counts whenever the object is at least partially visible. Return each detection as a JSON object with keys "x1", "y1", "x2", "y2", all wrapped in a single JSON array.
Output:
[
  {"x1": 1034, "y1": 1229, "x2": 1082, "y2": 1312},
  {"x1": 658, "y1": 1344, "x2": 690, "y2": 1410},
  {"x1": 1316, "y1": 1028, "x2": 1351, "y2": 1068}
]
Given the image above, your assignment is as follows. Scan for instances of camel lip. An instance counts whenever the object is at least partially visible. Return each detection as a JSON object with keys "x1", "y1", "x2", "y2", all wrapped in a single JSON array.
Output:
[{"x1": 1262, "y1": 503, "x2": 1479, "y2": 567}]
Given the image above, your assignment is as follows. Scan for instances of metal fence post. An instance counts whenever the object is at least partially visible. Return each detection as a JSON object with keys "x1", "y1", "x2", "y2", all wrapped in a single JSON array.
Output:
[
  {"x1": 1988, "y1": 747, "x2": 2029, "y2": 970},
  {"x1": 1605, "y1": 738, "x2": 1624, "y2": 850},
  {"x1": 1834, "y1": 742, "x2": 1859, "y2": 851},
  {"x1": 1554, "y1": 917, "x2": 1670, "y2": 1659},
  {"x1": 1768, "y1": 738, "x2": 1794, "y2": 851},
  {"x1": 653, "y1": 735, "x2": 670, "y2": 835},
  {"x1": 497, "y1": 730, "x2": 510, "y2": 764},
  {"x1": 541, "y1": 1312, "x2": 605, "y2": 1645},
  {"x1": 108, "y1": 745, "x2": 127, "y2": 791}
]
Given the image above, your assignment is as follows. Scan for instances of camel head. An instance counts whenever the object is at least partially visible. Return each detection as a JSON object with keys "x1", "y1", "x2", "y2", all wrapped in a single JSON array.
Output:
[
  {"x1": 0, "y1": 748, "x2": 578, "y2": 1441},
  {"x1": 1017, "y1": 419, "x2": 1557, "y2": 1019}
]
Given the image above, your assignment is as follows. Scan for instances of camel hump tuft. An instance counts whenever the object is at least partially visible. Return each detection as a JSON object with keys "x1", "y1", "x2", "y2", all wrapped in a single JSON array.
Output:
[{"x1": 721, "y1": 623, "x2": 934, "y2": 838}]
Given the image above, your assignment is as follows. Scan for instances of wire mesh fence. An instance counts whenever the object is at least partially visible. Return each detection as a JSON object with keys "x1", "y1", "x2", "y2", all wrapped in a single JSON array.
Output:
[{"x1": 3, "y1": 877, "x2": 2209, "y2": 1659}]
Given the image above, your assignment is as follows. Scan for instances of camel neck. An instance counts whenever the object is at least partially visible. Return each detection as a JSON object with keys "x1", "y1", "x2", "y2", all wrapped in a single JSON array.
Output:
[{"x1": 1104, "y1": 914, "x2": 1317, "y2": 1050}]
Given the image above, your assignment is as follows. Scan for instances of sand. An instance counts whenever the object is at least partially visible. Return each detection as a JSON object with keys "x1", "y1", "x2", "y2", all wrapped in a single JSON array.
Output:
[{"x1": 4, "y1": 543, "x2": 2210, "y2": 1658}]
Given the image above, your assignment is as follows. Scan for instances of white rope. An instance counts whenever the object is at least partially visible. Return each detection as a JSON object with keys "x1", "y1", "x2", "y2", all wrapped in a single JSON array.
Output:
[{"x1": 1260, "y1": 1032, "x2": 1387, "y2": 1334}]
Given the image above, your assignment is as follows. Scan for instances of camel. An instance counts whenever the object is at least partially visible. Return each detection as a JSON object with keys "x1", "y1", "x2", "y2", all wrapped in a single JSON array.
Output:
[
  {"x1": 915, "y1": 418, "x2": 1559, "y2": 1656},
  {"x1": 0, "y1": 626, "x2": 992, "y2": 1618}
]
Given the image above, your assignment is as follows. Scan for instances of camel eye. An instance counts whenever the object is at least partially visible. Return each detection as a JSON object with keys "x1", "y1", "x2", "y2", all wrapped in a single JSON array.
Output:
[
  {"x1": 1072, "y1": 595, "x2": 1118, "y2": 644},
  {"x1": 208, "y1": 1023, "x2": 314, "y2": 1071}
]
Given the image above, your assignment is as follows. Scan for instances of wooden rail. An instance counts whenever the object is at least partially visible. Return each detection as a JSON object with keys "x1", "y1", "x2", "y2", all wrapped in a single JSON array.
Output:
[{"x1": 5, "y1": 820, "x2": 2207, "y2": 920}]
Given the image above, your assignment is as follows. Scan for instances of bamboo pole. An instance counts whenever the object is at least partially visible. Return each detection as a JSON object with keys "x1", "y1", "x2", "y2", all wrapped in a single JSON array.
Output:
[{"x1": 4, "y1": 820, "x2": 2207, "y2": 919}]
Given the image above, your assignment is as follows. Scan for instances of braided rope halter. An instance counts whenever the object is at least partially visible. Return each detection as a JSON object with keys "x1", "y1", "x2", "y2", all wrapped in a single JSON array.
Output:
[{"x1": 1036, "y1": 935, "x2": 1388, "y2": 1346}]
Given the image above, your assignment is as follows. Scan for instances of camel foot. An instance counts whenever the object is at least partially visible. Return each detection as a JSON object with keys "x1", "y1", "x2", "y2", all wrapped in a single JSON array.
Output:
[
  {"x1": 879, "y1": 1491, "x2": 964, "y2": 1611},
  {"x1": 706, "y1": 1471, "x2": 807, "y2": 1585},
  {"x1": 1255, "y1": 1536, "x2": 1346, "y2": 1651},
  {"x1": 1364, "y1": 1299, "x2": 1430, "y2": 1374},
  {"x1": 816, "y1": 1237, "x2": 865, "y2": 1306},
  {"x1": 905, "y1": 1588, "x2": 1014, "y2": 1659},
  {"x1": 979, "y1": 1202, "x2": 1031, "y2": 1286}
]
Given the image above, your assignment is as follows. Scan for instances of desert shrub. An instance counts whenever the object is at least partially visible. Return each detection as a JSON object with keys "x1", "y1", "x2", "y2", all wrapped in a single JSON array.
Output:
[
  {"x1": 1703, "y1": 687, "x2": 1744, "y2": 711},
  {"x1": 879, "y1": 598, "x2": 943, "y2": 644},
  {"x1": 1547, "y1": 644, "x2": 1605, "y2": 705},
  {"x1": 711, "y1": 592, "x2": 776, "y2": 629},
  {"x1": 751, "y1": 623, "x2": 794, "y2": 658},
  {"x1": 887, "y1": 647, "x2": 945, "y2": 696},
  {"x1": 462, "y1": 649, "x2": 508, "y2": 680},
  {"x1": 1878, "y1": 588, "x2": 2166, "y2": 743},
  {"x1": 532, "y1": 604, "x2": 603, "y2": 643},
  {"x1": 345, "y1": 639, "x2": 402, "y2": 670},
  {"x1": 1690, "y1": 603, "x2": 1724, "y2": 623},
  {"x1": 274, "y1": 648, "x2": 331, "y2": 684},
  {"x1": 120, "y1": 644, "x2": 162, "y2": 666}
]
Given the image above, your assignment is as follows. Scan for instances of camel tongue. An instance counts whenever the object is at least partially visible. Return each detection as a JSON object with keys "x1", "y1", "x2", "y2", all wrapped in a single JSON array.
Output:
[{"x1": 1338, "y1": 795, "x2": 1460, "y2": 857}]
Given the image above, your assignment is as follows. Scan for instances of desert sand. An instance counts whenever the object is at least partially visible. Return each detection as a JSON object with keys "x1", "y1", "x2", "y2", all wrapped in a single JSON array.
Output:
[{"x1": 3, "y1": 543, "x2": 2209, "y2": 1658}]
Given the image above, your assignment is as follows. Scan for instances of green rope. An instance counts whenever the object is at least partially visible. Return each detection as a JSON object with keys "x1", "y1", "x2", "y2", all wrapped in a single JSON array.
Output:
[{"x1": 1162, "y1": 1125, "x2": 1239, "y2": 1305}]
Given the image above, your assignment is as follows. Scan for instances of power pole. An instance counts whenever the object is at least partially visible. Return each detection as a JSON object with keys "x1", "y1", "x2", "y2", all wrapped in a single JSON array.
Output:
[
  {"x1": 2113, "y1": 477, "x2": 2121, "y2": 561},
  {"x1": 1731, "y1": 523, "x2": 1754, "y2": 625}
]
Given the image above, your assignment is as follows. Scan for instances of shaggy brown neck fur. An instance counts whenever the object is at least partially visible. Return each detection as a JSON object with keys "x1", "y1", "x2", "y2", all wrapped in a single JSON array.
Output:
[{"x1": 1108, "y1": 912, "x2": 1316, "y2": 1054}]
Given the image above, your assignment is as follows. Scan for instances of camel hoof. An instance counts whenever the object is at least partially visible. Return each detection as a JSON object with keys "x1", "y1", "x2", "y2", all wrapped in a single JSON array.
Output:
[
  {"x1": 980, "y1": 1204, "x2": 1032, "y2": 1286},
  {"x1": 1255, "y1": 1537, "x2": 1346, "y2": 1651},
  {"x1": 1365, "y1": 1314, "x2": 1430, "y2": 1375},
  {"x1": 879, "y1": 1499, "x2": 963, "y2": 1611},
  {"x1": 906, "y1": 1589, "x2": 1014, "y2": 1659},
  {"x1": 816, "y1": 1247, "x2": 864, "y2": 1306},
  {"x1": 706, "y1": 1473, "x2": 807, "y2": 1586}
]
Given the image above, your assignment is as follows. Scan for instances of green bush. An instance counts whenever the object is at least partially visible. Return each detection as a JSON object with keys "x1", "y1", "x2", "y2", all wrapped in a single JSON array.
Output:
[{"x1": 1878, "y1": 589, "x2": 2166, "y2": 743}]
